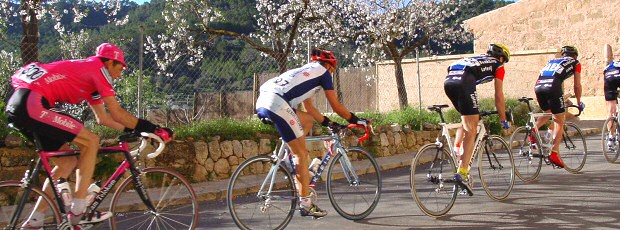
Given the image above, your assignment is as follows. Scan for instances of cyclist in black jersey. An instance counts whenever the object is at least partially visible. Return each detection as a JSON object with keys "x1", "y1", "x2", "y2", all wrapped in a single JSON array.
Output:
[
  {"x1": 444, "y1": 43, "x2": 511, "y2": 192},
  {"x1": 533, "y1": 45, "x2": 584, "y2": 168},
  {"x1": 603, "y1": 59, "x2": 620, "y2": 149}
]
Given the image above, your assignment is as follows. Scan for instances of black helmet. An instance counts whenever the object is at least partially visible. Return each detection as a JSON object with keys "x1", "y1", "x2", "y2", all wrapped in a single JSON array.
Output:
[
  {"x1": 487, "y1": 44, "x2": 510, "y2": 63},
  {"x1": 561, "y1": 45, "x2": 579, "y2": 57}
]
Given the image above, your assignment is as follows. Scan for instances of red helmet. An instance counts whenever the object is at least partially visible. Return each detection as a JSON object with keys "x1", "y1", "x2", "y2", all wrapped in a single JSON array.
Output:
[
  {"x1": 96, "y1": 43, "x2": 127, "y2": 67},
  {"x1": 310, "y1": 48, "x2": 337, "y2": 67}
]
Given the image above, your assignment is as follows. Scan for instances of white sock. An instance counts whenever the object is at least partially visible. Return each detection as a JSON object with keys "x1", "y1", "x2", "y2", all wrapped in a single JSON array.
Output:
[
  {"x1": 299, "y1": 196, "x2": 312, "y2": 208},
  {"x1": 71, "y1": 198, "x2": 87, "y2": 214}
]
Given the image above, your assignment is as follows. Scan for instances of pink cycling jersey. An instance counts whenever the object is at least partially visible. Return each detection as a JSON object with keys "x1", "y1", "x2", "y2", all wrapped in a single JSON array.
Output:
[{"x1": 11, "y1": 56, "x2": 116, "y2": 106}]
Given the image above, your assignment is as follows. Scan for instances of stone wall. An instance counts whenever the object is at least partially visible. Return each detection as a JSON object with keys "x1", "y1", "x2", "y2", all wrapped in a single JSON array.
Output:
[
  {"x1": 463, "y1": 0, "x2": 620, "y2": 119},
  {"x1": 0, "y1": 126, "x2": 441, "y2": 183},
  {"x1": 376, "y1": 50, "x2": 560, "y2": 112}
]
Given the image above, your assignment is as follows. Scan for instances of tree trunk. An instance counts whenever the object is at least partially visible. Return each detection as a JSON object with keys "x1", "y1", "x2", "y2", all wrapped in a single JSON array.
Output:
[
  {"x1": 20, "y1": 0, "x2": 39, "y2": 65},
  {"x1": 394, "y1": 58, "x2": 408, "y2": 109}
]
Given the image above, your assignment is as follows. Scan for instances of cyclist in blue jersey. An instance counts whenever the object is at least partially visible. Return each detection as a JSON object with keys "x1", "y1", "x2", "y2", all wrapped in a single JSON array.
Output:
[
  {"x1": 532, "y1": 46, "x2": 584, "y2": 168},
  {"x1": 603, "y1": 59, "x2": 620, "y2": 149},
  {"x1": 444, "y1": 44, "x2": 511, "y2": 192},
  {"x1": 255, "y1": 48, "x2": 369, "y2": 218}
]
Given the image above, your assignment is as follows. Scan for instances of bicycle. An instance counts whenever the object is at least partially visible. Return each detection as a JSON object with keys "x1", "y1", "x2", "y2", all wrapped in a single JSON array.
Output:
[
  {"x1": 0, "y1": 128, "x2": 198, "y2": 230},
  {"x1": 410, "y1": 104, "x2": 515, "y2": 218},
  {"x1": 509, "y1": 97, "x2": 587, "y2": 182},
  {"x1": 602, "y1": 103, "x2": 620, "y2": 163},
  {"x1": 227, "y1": 123, "x2": 381, "y2": 229}
]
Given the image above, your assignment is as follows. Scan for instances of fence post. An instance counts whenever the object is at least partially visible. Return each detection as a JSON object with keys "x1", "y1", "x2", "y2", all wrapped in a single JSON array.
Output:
[
  {"x1": 416, "y1": 47, "x2": 421, "y2": 111},
  {"x1": 138, "y1": 25, "x2": 144, "y2": 118},
  {"x1": 253, "y1": 73, "x2": 258, "y2": 111}
]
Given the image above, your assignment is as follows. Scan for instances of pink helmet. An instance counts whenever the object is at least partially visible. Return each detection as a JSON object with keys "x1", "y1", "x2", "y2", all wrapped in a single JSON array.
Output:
[{"x1": 95, "y1": 43, "x2": 127, "y2": 67}]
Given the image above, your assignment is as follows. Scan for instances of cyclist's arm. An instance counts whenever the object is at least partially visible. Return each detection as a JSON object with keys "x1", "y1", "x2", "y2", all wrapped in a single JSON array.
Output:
[
  {"x1": 102, "y1": 96, "x2": 139, "y2": 129},
  {"x1": 574, "y1": 71, "x2": 582, "y2": 105},
  {"x1": 302, "y1": 98, "x2": 324, "y2": 122},
  {"x1": 324, "y1": 89, "x2": 354, "y2": 120},
  {"x1": 90, "y1": 103, "x2": 125, "y2": 130},
  {"x1": 493, "y1": 78, "x2": 507, "y2": 121}
]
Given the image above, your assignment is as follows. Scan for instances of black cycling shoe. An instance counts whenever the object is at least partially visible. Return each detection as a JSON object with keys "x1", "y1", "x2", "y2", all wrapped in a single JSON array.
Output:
[
  {"x1": 299, "y1": 204, "x2": 328, "y2": 219},
  {"x1": 454, "y1": 173, "x2": 473, "y2": 196}
]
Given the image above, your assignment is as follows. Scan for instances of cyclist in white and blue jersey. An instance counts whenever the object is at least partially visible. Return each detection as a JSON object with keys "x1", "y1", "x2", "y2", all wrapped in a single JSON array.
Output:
[
  {"x1": 603, "y1": 59, "x2": 620, "y2": 149},
  {"x1": 444, "y1": 44, "x2": 511, "y2": 192},
  {"x1": 255, "y1": 48, "x2": 368, "y2": 218},
  {"x1": 533, "y1": 46, "x2": 584, "y2": 168}
]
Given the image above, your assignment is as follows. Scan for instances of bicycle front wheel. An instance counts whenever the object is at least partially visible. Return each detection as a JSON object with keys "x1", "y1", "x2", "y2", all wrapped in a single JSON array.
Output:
[
  {"x1": 109, "y1": 168, "x2": 198, "y2": 230},
  {"x1": 561, "y1": 122, "x2": 587, "y2": 173},
  {"x1": 410, "y1": 144, "x2": 457, "y2": 218},
  {"x1": 509, "y1": 126, "x2": 543, "y2": 182},
  {"x1": 227, "y1": 155, "x2": 297, "y2": 230},
  {"x1": 0, "y1": 180, "x2": 62, "y2": 230},
  {"x1": 601, "y1": 117, "x2": 619, "y2": 163},
  {"x1": 478, "y1": 135, "x2": 515, "y2": 201},
  {"x1": 326, "y1": 146, "x2": 381, "y2": 220}
]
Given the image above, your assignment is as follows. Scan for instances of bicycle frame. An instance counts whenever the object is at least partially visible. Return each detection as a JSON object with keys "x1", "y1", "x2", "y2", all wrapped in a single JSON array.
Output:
[
  {"x1": 259, "y1": 131, "x2": 357, "y2": 200},
  {"x1": 436, "y1": 116, "x2": 488, "y2": 170},
  {"x1": 7, "y1": 133, "x2": 161, "y2": 229}
]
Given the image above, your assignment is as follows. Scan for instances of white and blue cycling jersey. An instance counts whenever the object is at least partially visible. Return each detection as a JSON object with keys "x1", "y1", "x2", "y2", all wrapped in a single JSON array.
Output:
[{"x1": 256, "y1": 62, "x2": 334, "y2": 142}]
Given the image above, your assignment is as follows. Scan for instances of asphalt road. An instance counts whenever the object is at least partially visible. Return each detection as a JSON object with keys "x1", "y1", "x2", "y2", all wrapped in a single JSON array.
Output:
[{"x1": 198, "y1": 134, "x2": 620, "y2": 229}]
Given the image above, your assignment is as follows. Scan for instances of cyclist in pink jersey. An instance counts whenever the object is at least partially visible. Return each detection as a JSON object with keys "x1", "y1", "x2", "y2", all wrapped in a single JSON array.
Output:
[{"x1": 6, "y1": 43, "x2": 173, "y2": 228}]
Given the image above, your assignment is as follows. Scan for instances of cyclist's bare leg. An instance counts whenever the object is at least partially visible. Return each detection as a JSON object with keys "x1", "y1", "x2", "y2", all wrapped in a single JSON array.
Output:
[
  {"x1": 287, "y1": 110, "x2": 315, "y2": 197},
  {"x1": 454, "y1": 126, "x2": 464, "y2": 158},
  {"x1": 550, "y1": 113, "x2": 566, "y2": 152},
  {"x1": 607, "y1": 100, "x2": 617, "y2": 134},
  {"x1": 459, "y1": 114, "x2": 479, "y2": 172},
  {"x1": 70, "y1": 129, "x2": 100, "y2": 203},
  {"x1": 535, "y1": 111, "x2": 552, "y2": 130}
]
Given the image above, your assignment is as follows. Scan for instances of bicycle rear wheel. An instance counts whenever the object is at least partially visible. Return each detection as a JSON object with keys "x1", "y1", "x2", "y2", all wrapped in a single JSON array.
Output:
[
  {"x1": 227, "y1": 155, "x2": 297, "y2": 230},
  {"x1": 109, "y1": 167, "x2": 198, "y2": 230},
  {"x1": 509, "y1": 126, "x2": 543, "y2": 182},
  {"x1": 410, "y1": 144, "x2": 457, "y2": 217},
  {"x1": 601, "y1": 117, "x2": 619, "y2": 163},
  {"x1": 561, "y1": 122, "x2": 587, "y2": 173},
  {"x1": 326, "y1": 146, "x2": 381, "y2": 220},
  {"x1": 0, "y1": 180, "x2": 62, "y2": 230},
  {"x1": 478, "y1": 135, "x2": 515, "y2": 201}
]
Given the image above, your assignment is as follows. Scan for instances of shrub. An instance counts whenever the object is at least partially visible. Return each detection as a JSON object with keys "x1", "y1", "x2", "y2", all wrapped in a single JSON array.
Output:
[{"x1": 174, "y1": 118, "x2": 278, "y2": 141}]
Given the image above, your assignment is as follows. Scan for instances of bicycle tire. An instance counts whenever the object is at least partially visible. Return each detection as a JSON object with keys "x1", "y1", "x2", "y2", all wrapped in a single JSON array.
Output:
[
  {"x1": 0, "y1": 180, "x2": 62, "y2": 230},
  {"x1": 601, "y1": 117, "x2": 619, "y2": 163},
  {"x1": 109, "y1": 167, "x2": 198, "y2": 230},
  {"x1": 561, "y1": 122, "x2": 587, "y2": 173},
  {"x1": 326, "y1": 146, "x2": 381, "y2": 220},
  {"x1": 509, "y1": 126, "x2": 543, "y2": 182},
  {"x1": 410, "y1": 143, "x2": 457, "y2": 217},
  {"x1": 478, "y1": 135, "x2": 515, "y2": 201},
  {"x1": 227, "y1": 155, "x2": 297, "y2": 230}
]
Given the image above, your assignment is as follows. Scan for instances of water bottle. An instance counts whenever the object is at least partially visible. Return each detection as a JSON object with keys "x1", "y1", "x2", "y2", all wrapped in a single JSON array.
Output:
[
  {"x1": 308, "y1": 157, "x2": 322, "y2": 178},
  {"x1": 86, "y1": 180, "x2": 102, "y2": 205},
  {"x1": 57, "y1": 178, "x2": 72, "y2": 212}
]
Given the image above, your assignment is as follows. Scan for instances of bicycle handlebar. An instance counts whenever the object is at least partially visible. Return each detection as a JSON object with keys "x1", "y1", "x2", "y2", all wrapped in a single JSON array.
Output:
[
  {"x1": 126, "y1": 132, "x2": 166, "y2": 158},
  {"x1": 566, "y1": 104, "x2": 582, "y2": 117},
  {"x1": 328, "y1": 123, "x2": 372, "y2": 144}
]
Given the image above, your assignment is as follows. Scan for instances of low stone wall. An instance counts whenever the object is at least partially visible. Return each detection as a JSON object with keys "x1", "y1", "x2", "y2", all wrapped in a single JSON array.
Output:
[{"x1": 0, "y1": 125, "x2": 441, "y2": 183}]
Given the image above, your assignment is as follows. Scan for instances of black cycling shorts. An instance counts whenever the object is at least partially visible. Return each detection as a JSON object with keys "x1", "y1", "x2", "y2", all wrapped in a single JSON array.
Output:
[
  {"x1": 444, "y1": 73, "x2": 479, "y2": 115},
  {"x1": 6, "y1": 89, "x2": 83, "y2": 151},
  {"x1": 604, "y1": 74, "x2": 620, "y2": 101},
  {"x1": 535, "y1": 86, "x2": 565, "y2": 114}
]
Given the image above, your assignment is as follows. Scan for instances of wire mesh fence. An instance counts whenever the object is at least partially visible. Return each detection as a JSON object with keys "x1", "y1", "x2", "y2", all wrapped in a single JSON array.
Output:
[{"x1": 0, "y1": 31, "x2": 379, "y2": 126}]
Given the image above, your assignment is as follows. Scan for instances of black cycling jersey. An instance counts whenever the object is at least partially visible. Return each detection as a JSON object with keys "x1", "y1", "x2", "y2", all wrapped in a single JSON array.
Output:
[
  {"x1": 446, "y1": 55, "x2": 505, "y2": 85},
  {"x1": 535, "y1": 57, "x2": 580, "y2": 89},
  {"x1": 604, "y1": 61, "x2": 620, "y2": 101}
]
